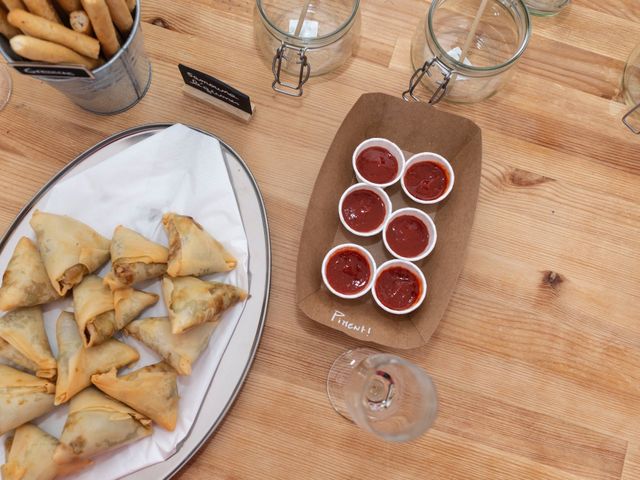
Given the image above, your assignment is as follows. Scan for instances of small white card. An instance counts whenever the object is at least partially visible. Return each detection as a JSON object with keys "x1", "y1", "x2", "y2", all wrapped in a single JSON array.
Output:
[
  {"x1": 447, "y1": 46, "x2": 473, "y2": 66},
  {"x1": 288, "y1": 19, "x2": 319, "y2": 37}
]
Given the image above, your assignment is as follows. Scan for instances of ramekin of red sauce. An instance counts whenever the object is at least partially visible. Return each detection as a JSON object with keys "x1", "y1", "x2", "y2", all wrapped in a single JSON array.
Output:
[
  {"x1": 353, "y1": 138, "x2": 405, "y2": 188},
  {"x1": 339, "y1": 183, "x2": 392, "y2": 237},
  {"x1": 372, "y1": 260, "x2": 427, "y2": 314},
  {"x1": 401, "y1": 152, "x2": 455, "y2": 204},
  {"x1": 383, "y1": 208, "x2": 437, "y2": 261},
  {"x1": 322, "y1": 244, "x2": 377, "y2": 299}
]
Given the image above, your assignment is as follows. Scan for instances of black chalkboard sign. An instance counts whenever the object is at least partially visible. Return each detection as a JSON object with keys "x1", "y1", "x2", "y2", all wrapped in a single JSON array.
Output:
[
  {"x1": 179, "y1": 64, "x2": 252, "y2": 115},
  {"x1": 11, "y1": 62, "x2": 94, "y2": 79}
]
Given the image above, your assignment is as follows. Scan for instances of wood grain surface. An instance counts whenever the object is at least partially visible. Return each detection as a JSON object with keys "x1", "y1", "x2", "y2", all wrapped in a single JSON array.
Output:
[{"x1": 1, "y1": 0, "x2": 639, "y2": 479}]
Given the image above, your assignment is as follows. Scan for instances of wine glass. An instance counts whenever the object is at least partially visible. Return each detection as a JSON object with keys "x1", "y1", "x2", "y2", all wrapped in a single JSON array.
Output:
[
  {"x1": 0, "y1": 63, "x2": 12, "y2": 111},
  {"x1": 524, "y1": 0, "x2": 570, "y2": 16},
  {"x1": 623, "y1": 43, "x2": 640, "y2": 134},
  {"x1": 327, "y1": 348, "x2": 438, "y2": 442}
]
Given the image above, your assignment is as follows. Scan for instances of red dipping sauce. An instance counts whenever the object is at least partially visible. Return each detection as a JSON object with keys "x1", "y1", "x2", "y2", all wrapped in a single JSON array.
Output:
[
  {"x1": 404, "y1": 161, "x2": 448, "y2": 201},
  {"x1": 386, "y1": 215, "x2": 429, "y2": 258},
  {"x1": 356, "y1": 147, "x2": 399, "y2": 184},
  {"x1": 375, "y1": 266, "x2": 422, "y2": 311},
  {"x1": 341, "y1": 189, "x2": 387, "y2": 233},
  {"x1": 325, "y1": 248, "x2": 372, "y2": 295}
]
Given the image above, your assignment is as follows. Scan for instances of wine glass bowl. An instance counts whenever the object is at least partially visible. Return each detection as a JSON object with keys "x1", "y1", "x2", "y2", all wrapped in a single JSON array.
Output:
[
  {"x1": 327, "y1": 348, "x2": 438, "y2": 442},
  {"x1": 0, "y1": 63, "x2": 12, "y2": 111}
]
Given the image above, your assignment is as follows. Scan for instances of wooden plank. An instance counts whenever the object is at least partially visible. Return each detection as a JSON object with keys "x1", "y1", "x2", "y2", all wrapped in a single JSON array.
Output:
[
  {"x1": 623, "y1": 444, "x2": 640, "y2": 480},
  {"x1": 0, "y1": 0, "x2": 638, "y2": 479}
]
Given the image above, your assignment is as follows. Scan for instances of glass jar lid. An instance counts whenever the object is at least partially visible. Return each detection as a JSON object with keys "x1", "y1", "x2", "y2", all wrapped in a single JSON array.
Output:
[
  {"x1": 256, "y1": 0, "x2": 359, "y2": 48},
  {"x1": 427, "y1": 0, "x2": 531, "y2": 75}
]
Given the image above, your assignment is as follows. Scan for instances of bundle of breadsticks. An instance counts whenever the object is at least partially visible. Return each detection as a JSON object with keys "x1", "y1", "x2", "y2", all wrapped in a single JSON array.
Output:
[{"x1": 0, "y1": 0, "x2": 136, "y2": 70}]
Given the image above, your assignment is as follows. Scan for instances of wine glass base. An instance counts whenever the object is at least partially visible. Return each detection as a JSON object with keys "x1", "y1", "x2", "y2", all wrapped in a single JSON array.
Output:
[
  {"x1": 326, "y1": 347, "x2": 380, "y2": 420},
  {"x1": 0, "y1": 64, "x2": 12, "y2": 111}
]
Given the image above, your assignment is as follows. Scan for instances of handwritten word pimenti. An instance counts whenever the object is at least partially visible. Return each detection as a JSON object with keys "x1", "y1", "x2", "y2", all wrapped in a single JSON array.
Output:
[{"x1": 330, "y1": 311, "x2": 372, "y2": 336}]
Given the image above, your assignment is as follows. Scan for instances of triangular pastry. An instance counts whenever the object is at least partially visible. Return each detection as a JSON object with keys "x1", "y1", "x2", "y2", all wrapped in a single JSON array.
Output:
[
  {"x1": 53, "y1": 387, "x2": 152, "y2": 464},
  {"x1": 104, "y1": 226, "x2": 168, "y2": 290},
  {"x1": 54, "y1": 311, "x2": 139, "y2": 405},
  {"x1": 92, "y1": 362, "x2": 178, "y2": 431},
  {"x1": 0, "y1": 306, "x2": 56, "y2": 378},
  {"x1": 29, "y1": 211, "x2": 110, "y2": 295},
  {"x1": 73, "y1": 276, "x2": 157, "y2": 347},
  {"x1": 162, "y1": 276, "x2": 247, "y2": 334},
  {"x1": 113, "y1": 287, "x2": 158, "y2": 328},
  {"x1": 1, "y1": 423, "x2": 91, "y2": 480},
  {"x1": 0, "y1": 237, "x2": 60, "y2": 311},
  {"x1": 0, "y1": 365, "x2": 55, "y2": 435},
  {"x1": 125, "y1": 317, "x2": 216, "y2": 375},
  {"x1": 162, "y1": 213, "x2": 236, "y2": 277}
]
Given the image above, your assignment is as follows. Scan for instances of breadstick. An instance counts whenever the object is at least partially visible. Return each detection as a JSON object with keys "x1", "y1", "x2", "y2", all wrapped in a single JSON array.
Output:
[
  {"x1": 8, "y1": 9, "x2": 99, "y2": 58},
  {"x1": 69, "y1": 9, "x2": 91, "y2": 35},
  {"x1": 124, "y1": 0, "x2": 133, "y2": 11},
  {"x1": 104, "y1": 0, "x2": 130, "y2": 34},
  {"x1": 2, "y1": 0, "x2": 26, "y2": 10},
  {"x1": 10, "y1": 35, "x2": 98, "y2": 68},
  {"x1": 55, "y1": 0, "x2": 80, "y2": 12},
  {"x1": 0, "y1": 6, "x2": 20, "y2": 37},
  {"x1": 22, "y1": 0, "x2": 61, "y2": 23},
  {"x1": 81, "y1": 0, "x2": 118, "y2": 57}
]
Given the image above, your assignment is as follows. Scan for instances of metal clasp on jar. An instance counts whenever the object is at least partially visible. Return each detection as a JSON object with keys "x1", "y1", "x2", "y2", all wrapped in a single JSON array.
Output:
[
  {"x1": 272, "y1": 43, "x2": 311, "y2": 97},
  {"x1": 402, "y1": 57, "x2": 454, "y2": 104},
  {"x1": 622, "y1": 102, "x2": 640, "y2": 134}
]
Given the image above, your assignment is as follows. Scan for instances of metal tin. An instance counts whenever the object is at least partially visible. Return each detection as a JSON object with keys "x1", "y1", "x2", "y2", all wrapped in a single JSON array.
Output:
[
  {"x1": 0, "y1": 124, "x2": 271, "y2": 479},
  {"x1": 0, "y1": 0, "x2": 151, "y2": 115}
]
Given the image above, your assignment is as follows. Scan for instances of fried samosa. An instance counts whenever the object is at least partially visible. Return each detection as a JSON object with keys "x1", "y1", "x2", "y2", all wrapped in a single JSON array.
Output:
[
  {"x1": 162, "y1": 276, "x2": 247, "y2": 334},
  {"x1": 0, "y1": 237, "x2": 60, "y2": 311},
  {"x1": 162, "y1": 213, "x2": 236, "y2": 277},
  {"x1": 55, "y1": 311, "x2": 139, "y2": 405},
  {"x1": 73, "y1": 276, "x2": 158, "y2": 347},
  {"x1": 114, "y1": 287, "x2": 158, "y2": 328},
  {"x1": 0, "y1": 365, "x2": 55, "y2": 435},
  {"x1": 73, "y1": 275, "x2": 114, "y2": 347},
  {"x1": 30, "y1": 211, "x2": 110, "y2": 296},
  {"x1": 1, "y1": 424, "x2": 91, "y2": 480},
  {"x1": 0, "y1": 307, "x2": 56, "y2": 379},
  {"x1": 92, "y1": 362, "x2": 178, "y2": 431},
  {"x1": 105, "y1": 226, "x2": 168, "y2": 290},
  {"x1": 125, "y1": 317, "x2": 216, "y2": 375},
  {"x1": 53, "y1": 387, "x2": 152, "y2": 464},
  {"x1": 0, "y1": 337, "x2": 37, "y2": 373}
]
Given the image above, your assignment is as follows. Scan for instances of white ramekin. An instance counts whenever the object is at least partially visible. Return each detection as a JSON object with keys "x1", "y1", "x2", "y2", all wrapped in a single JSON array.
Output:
[
  {"x1": 352, "y1": 138, "x2": 405, "y2": 188},
  {"x1": 401, "y1": 152, "x2": 455, "y2": 205},
  {"x1": 338, "y1": 183, "x2": 392, "y2": 237},
  {"x1": 371, "y1": 259, "x2": 427, "y2": 315},
  {"x1": 321, "y1": 243, "x2": 377, "y2": 299},
  {"x1": 382, "y1": 207, "x2": 437, "y2": 262}
]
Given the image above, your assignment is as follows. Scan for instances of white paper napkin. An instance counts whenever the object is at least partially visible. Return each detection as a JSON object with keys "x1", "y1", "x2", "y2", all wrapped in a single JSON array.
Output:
[{"x1": 0, "y1": 124, "x2": 249, "y2": 479}]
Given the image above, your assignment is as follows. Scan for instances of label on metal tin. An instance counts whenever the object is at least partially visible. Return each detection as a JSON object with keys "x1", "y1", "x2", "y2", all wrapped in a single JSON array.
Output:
[
  {"x1": 10, "y1": 62, "x2": 94, "y2": 79},
  {"x1": 179, "y1": 64, "x2": 253, "y2": 115}
]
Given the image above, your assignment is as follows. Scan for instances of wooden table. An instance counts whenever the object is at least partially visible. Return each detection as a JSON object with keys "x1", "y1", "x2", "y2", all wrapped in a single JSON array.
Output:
[{"x1": 1, "y1": 0, "x2": 639, "y2": 478}]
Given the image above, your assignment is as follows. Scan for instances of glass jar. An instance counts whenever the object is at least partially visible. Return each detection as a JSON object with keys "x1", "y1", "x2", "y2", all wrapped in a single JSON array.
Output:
[
  {"x1": 524, "y1": 0, "x2": 570, "y2": 16},
  {"x1": 622, "y1": 43, "x2": 640, "y2": 134},
  {"x1": 405, "y1": 0, "x2": 531, "y2": 104},
  {"x1": 254, "y1": 0, "x2": 360, "y2": 96}
]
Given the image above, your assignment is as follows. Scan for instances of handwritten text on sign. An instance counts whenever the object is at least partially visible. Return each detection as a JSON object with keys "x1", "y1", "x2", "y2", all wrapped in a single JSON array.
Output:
[
  {"x1": 178, "y1": 64, "x2": 252, "y2": 114},
  {"x1": 11, "y1": 62, "x2": 94, "y2": 79},
  {"x1": 331, "y1": 311, "x2": 372, "y2": 336}
]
